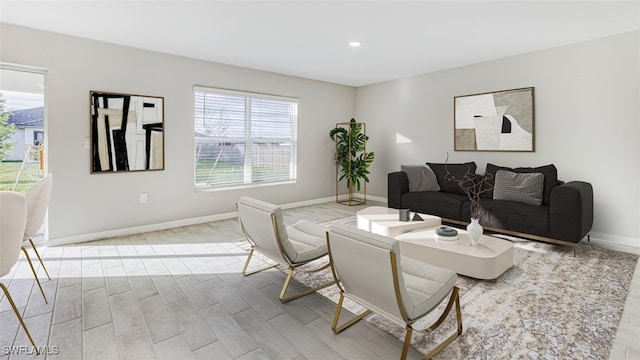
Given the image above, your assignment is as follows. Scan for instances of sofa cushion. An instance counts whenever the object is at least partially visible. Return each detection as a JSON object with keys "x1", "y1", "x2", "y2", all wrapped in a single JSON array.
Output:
[
  {"x1": 483, "y1": 163, "x2": 558, "y2": 205},
  {"x1": 402, "y1": 191, "x2": 469, "y2": 221},
  {"x1": 426, "y1": 162, "x2": 477, "y2": 196},
  {"x1": 463, "y1": 199, "x2": 550, "y2": 238},
  {"x1": 493, "y1": 170, "x2": 544, "y2": 206},
  {"x1": 401, "y1": 165, "x2": 440, "y2": 192}
]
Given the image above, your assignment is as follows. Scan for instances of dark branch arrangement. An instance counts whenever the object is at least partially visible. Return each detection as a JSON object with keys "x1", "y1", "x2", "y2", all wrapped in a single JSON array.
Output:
[{"x1": 444, "y1": 154, "x2": 494, "y2": 219}]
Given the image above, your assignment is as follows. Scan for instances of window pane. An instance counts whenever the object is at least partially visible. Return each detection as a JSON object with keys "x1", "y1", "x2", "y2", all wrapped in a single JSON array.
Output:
[
  {"x1": 195, "y1": 92, "x2": 245, "y2": 138},
  {"x1": 251, "y1": 98, "x2": 296, "y2": 139},
  {"x1": 251, "y1": 142, "x2": 295, "y2": 182},
  {"x1": 194, "y1": 141, "x2": 245, "y2": 186},
  {"x1": 194, "y1": 87, "x2": 297, "y2": 190}
]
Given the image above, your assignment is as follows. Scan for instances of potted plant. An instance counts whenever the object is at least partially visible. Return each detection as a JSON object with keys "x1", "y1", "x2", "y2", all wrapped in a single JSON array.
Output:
[{"x1": 329, "y1": 118, "x2": 374, "y2": 205}]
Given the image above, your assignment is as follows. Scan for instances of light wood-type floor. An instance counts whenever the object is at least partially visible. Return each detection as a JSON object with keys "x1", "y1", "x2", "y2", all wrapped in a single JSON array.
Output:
[{"x1": 0, "y1": 201, "x2": 638, "y2": 359}]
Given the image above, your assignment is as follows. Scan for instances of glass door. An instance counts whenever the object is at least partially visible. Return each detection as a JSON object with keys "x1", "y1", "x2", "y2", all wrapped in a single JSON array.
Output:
[{"x1": 0, "y1": 66, "x2": 46, "y2": 192}]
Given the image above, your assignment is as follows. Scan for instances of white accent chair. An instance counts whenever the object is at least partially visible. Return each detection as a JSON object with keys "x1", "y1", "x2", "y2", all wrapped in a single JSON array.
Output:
[
  {"x1": 326, "y1": 224, "x2": 462, "y2": 360},
  {"x1": 22, "y1": 174, "x2": 53, "y2": 303},
  {"x1": 236, "y1": 196, "x2": 336, "y2": 303},
  {"x1": 0, "y1": 191, "x2": 39, "y2": 351}
]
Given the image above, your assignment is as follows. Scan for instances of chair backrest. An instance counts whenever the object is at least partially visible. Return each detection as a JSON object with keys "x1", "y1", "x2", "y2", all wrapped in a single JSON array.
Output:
[
  {"x1": 236, "y1": 196, "x2": 297, "y2": 266},
  {"x1": 0, "y1": 191, "x2": 28, "y2": 277},
  {"x1": 327, "y1": 224, "x2": 409, "y2": 325},
  {"x1": 24, "y1": 173, "x2": 53, "y2": 240}
]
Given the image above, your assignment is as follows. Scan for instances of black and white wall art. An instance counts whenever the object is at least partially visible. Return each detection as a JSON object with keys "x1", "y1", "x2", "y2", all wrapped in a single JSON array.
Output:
[
  {"x1": 454, "y1": 87, "x2": 534, "y2": 151},
  {"x1": 90, "y1": 91, "x2": 164, "y2": 172}
]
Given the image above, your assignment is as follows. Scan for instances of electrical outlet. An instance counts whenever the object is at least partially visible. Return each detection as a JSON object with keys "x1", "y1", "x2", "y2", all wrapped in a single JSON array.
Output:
[
  {"x1": 84, "y1": 138, "x2": 90, "y2": 149},
  {"x1": 140, "y1": 193, "x2": 148, "y2": 204}
]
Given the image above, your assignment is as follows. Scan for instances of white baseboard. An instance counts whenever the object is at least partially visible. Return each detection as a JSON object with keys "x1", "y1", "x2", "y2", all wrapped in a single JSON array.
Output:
[
  {"x1": 46, "y1": 196, "x2": 361, "y2": 247},
  {"x1": 46, "y1": 212, "x2": 239, "y2": 247},
  {"x1": 587, "y1": 232, "x2": 640, "y2": 250}
]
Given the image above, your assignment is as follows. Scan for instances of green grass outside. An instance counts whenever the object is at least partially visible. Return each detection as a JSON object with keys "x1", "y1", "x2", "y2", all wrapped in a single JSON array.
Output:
[
  {"x1": 0, "y1": 161, "x2": 43, "y2": 193},
  {"x1": 195, "y1": 160, "x2": 290, "y2": 186}
]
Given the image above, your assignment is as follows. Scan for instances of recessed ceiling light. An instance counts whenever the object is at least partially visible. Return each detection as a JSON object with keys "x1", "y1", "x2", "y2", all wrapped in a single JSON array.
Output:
[{"x1": 349, "y1": 42, "x2": 361, "y2": 48}]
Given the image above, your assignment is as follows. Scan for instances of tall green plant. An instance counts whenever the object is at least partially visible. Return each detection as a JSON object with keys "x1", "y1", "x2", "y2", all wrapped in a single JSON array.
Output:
[
  {"x1": 329, "y1": 119, "x2": 374, "y2": 192},
  {"x1": 0, "y1": 93, "x2": 17, "y2": 161}
]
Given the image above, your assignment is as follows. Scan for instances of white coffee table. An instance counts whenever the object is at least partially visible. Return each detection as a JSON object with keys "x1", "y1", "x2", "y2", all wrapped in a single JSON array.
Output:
[
  {"x1": 356, "y1": 206, "x2": 441, "y2": 237},
  {"x1": 395, "y1": 227, "x2": 514, "y2": 280}
]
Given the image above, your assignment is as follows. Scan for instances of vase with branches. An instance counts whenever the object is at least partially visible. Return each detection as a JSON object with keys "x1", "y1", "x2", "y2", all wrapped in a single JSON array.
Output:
[{"x1": 444, "y1": 154, "x2": 493, "y2": 245}]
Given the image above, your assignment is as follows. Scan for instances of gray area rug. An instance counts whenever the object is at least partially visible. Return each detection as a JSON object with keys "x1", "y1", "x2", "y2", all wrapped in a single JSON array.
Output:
[{"x1": 276, "y1": 216, "x2": 638, "y2": 360}]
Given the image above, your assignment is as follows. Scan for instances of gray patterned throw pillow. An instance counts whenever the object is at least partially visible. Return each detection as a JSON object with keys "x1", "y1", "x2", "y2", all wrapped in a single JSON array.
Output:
[{"x1": 493, "y1": 170, "x2": 544, "y2": 205}]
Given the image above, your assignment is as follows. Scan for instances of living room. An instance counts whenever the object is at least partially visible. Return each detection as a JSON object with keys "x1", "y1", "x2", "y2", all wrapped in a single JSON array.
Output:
[{"x1": 0, "y1": 1, "x2": 639, "y2": 359}]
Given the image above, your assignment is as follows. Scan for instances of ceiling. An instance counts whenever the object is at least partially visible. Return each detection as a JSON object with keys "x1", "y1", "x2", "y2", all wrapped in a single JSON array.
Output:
[{"x1": 1, "y1": 1, "x2": 639, "y2": 87}]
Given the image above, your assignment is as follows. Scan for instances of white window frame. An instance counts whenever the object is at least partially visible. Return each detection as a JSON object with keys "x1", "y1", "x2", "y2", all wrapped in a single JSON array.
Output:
[{"x1": 194, "y1": 86, "x2": 298, "y2": 191}]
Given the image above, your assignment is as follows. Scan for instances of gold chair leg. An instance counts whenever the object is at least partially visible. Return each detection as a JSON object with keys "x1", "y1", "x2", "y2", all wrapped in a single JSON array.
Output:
[
  {"x1": 331, "y1": 292, "x2": 373, "y2": 333},
  {"x1": 21, "y1": 247, "x2": 47, "y2": 304},
  {"x1": 28, "y1": 238, "x2": 51, "y2": 280},
  {"x1": 0, "y1": 283, "x2": 39, "y2": 354},
  {"x1": 278, "y1": 266, "x2": 337, "y2": 303},
  {"x1": 418, "y1": 287, "x2": 463, "y2": 360},
  {"x1": 400, "y1": 326, "x2": 414, "y2": 360},
  {"x1": 242, "y1": 247, "x2": 278, "y2": 276}
]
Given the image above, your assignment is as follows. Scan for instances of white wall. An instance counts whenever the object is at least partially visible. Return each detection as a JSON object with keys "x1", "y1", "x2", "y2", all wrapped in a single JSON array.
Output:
[
  {"x1": 356, "y1": 31, "x2": 640, "y2": 246},
  {"x1": 1, "y1": 24, "x2": 355, "y2": 240}
]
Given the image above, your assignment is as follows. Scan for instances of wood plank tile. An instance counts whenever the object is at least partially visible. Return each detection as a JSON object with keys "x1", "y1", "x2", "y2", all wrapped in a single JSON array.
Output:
[
  {"x1": 116, "y1": 328, "x2": 155, "y2": 360},
  {"x1": 167, "y1": 299, "x2": 217, "y2": 351},
  {"x1": 151, "y1": 275, "x2": 187, "y2": 305},
  {"x1": 151, "y1": 335, "x2": 193, "y2": 360},
  {"x1": 83, "y1": 322, "x2": 119, "y2": 360},
  {"x1": 48, "y1": 318, "x2": 82, "y2": 360},
  {"x1": 109, "y1": 291, "x2": 144, "y2": 336},
  {"x1": 82, "y1": 287, "x2": 112, "y2": 330},
  {"x1": 129, "y1": 275, "x2": 159, "y2": 301},
  {"x1": 52, "y1": 283, "x2": 82, "y2": 325},
  {"x1": 23, "y1": 278, "x2": 57, "y2": 319},
  {"x1": 175, "y1": 275, "x2": 218, "y2": 310},
  {"x1": 268, "y1": 313, "x2": 344, "y2": 360},
  {"x1": 0, "y1": 308, "x2": 20, "y2": 352},
  {"x1": 204, "y1": 278, "x2": 250, "y2": 315},
  {"x1": 259, "y1": 284, "x2": 321, "y2": 325},
  {"x1": 138, "y1": 295, "x2": 180, "y2": 343},
  {"x1": 104, "y1": 266, "x2": 132, "y2": 296},
  {"x1": 233, "y1": 308, "x2": 301, "y2": 360},
  {"x1": 81, "y1": 259, "x2": 105, "y2": 293},
  {"x1": 161, "y1": 257, "x2": 191, "y2": 277},
  {"x1": 199, "y1": 304, "x2": 258, "y2": 358},
  {"x1": 191, "y1": 341, "x2": 232, "y2": 360},
  {"x1": 231, "y1": 280, "x2": 285, "y2": 321}
]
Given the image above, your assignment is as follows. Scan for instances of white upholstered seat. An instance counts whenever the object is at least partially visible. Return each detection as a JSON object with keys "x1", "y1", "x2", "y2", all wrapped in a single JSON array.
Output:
[
  {"x1": 326, "y1": 224, "x2": 462, "y2": 360},
  {"x1": 236, "y1": 196, "x2": 335, "y2": 303},
  {"x1": 0, "y1": 191, "x2": 39, "y2": 351}
]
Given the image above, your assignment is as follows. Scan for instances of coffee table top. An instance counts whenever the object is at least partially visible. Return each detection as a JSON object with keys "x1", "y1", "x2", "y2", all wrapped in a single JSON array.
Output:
[
  {"x1": 356, "y1": 206, "x2": 441, "y2": 237},
  {"x1": 396, "y1": 227, "x2": 513, "y2": 260}
]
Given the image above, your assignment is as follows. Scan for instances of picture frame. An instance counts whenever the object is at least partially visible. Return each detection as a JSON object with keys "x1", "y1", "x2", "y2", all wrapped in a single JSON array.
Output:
[
  {"x1": 454, "y1": 87, "x2": 534, "y2": 152},
  {"x1": 90, "y1": 91, "x2": 164, "y2": 173}
]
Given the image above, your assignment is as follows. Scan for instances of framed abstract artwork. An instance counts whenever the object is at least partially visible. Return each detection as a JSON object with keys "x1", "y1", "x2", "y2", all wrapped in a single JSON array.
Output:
[
  {"x1": 454, "y1": 87, "x2": 534, "y2": 152},
  {"x1": 90, "y1": 91, "x2": 164, "y2": 172}
]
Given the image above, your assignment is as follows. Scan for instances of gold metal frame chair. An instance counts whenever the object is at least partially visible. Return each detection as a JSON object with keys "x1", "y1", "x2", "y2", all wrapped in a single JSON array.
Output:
[
  {"x1": 22, "y1": 174, "x2": 53, "y2": 304},
  {"x1": 237, "y1": 196, "x2": 336, "y2": 303},
  {"x1": 0, "y1": 191, "x2": 39, "y2": 352},
  {"x1": 326, "y1": 224, "x2": 462, "y2": 360}
]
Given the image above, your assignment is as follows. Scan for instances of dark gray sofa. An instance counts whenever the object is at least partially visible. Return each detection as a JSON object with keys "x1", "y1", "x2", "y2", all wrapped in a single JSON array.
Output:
[{"x1": 388, "y1": 162, "x2": 593, "y2": 251}]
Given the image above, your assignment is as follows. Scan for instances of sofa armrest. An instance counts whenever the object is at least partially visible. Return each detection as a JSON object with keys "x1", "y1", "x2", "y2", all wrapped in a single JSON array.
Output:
[
  {"x1": 549, "y1": 181, "x2": 593, "y2": 243},
  {"x1": 388, "y1": 171, "x2": 409, "y2": 209}
]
